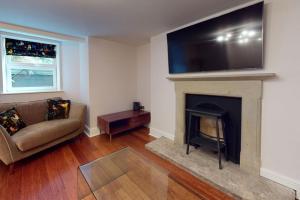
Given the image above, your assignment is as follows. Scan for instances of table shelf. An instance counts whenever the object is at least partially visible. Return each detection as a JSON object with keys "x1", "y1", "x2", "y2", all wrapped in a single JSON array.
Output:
[{"x1": 98, "y1": 110, "x2": 151, "y2": 141}]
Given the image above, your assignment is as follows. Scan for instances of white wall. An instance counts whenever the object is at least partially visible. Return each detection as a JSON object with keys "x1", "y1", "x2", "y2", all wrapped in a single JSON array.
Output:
[
  {"x1": 81, "y1": 39, "x2": 151, "y2": 135},
  {"x1": 79, "y1": 38, "x2": 90, "y2": 126},
  {"x1": 149, "y1": 0, "x2": 300, "y2": 194},
  {"x1": 260, "y1": 0, "x2": 300, "y2": 194},
  {"x1": 136, "y1": 44, "x2": 151, "y2": 111},
  {"x1": 150, "y1": 35, "x2": 176, "y2": 140},
  {"x1": 61, "y1": 41, "x2": 81, "y2": 102},
  {"x1": 88, "y1": 37, "x2": 137, "y2": 130}
]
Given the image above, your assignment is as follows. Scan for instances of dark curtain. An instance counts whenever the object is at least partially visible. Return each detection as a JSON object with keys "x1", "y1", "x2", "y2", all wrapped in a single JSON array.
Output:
[{"x1": 5, "y1": 38, "x2": 56, "y2": 58}]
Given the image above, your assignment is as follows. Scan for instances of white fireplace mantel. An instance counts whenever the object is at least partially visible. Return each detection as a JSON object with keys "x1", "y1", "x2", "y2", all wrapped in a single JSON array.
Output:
[{"x1": 167, "y1": 71, "x2": 276, "y2": 81}]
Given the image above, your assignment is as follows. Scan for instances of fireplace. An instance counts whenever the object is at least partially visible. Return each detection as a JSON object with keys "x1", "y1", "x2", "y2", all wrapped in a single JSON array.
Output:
[
  {"x1": 173, "y1": 80, "x2": 263, "y2": 175},
  {"x1": 185, "y1": 94, "x2": 242, "y2": 164}
]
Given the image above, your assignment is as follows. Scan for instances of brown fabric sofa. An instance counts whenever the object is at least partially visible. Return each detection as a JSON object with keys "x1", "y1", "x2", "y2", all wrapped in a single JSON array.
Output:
[{"x1": 0, "y1": 99, "x2": 86, "y2": 165}]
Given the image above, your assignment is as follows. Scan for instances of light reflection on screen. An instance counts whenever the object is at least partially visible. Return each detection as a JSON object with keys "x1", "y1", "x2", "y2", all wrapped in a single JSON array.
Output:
[{"x1": 167, "y1": 2, "x2": 264, "y2": 74}]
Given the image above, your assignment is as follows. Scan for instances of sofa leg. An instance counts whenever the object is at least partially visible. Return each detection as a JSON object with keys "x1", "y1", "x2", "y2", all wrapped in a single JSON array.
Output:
[{"x1": 8, "y1": 164, "x2": 15, "y2": 174}]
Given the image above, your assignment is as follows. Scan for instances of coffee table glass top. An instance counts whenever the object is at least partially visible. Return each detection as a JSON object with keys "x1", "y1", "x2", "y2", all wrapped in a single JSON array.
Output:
[{"x1": 78, "y1": 147, "x2": 202, "y2": 200}]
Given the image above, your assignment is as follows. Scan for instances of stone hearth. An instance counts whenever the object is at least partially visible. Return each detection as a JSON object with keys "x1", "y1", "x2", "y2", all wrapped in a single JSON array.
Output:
[{"x1": 146, "y1": 137, "x2": 295, "y2": 200}]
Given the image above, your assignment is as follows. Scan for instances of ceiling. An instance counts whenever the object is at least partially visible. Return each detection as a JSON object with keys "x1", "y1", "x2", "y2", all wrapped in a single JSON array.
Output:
[{"x1": 0, "y1": 0, "x2": 254, "y2": 45}]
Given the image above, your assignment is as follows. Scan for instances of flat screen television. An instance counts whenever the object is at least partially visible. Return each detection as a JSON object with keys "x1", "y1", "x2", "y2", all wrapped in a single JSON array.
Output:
[{"x1": 167, "y1": 2, "x2": 264, "y2": 74}]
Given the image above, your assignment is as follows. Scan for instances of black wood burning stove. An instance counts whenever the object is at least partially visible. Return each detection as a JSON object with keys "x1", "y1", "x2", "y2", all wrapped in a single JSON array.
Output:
[
  {"x1": 185, "y1": 94, "x2": 242, "y2": 168},
  {"x1": 186, "y1": 103, "x2": 228, "y2": 169}
]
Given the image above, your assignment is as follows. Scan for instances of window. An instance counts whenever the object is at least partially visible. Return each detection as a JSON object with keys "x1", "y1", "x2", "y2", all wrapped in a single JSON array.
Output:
[{"x1": 1, "y1": 36, "x2": 60, "y2": 93}]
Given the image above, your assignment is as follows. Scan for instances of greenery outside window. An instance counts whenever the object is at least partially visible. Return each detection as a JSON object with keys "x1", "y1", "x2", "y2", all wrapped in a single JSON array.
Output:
[{"x1": 1, "y1": 35, "x2": 60, "y2": 94}]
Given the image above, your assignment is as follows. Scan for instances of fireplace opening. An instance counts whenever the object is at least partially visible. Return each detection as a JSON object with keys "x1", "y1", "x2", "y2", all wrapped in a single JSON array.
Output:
[{"x1": 185, "y1": 94, "x2": 242, "y2": 164}]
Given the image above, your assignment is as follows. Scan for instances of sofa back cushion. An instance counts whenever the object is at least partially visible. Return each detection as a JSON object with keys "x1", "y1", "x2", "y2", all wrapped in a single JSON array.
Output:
[
  {"x1": 0, "y1": 103, "x2": 17, "y2": 113},
  {"x1": 15, "y1": 100, "x2": 48, "y2": 125}
]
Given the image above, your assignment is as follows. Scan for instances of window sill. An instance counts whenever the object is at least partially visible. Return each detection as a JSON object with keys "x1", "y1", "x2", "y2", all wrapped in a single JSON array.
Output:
[{"x1": 0, "y1": 90, "x2": 64, "y2": 95}]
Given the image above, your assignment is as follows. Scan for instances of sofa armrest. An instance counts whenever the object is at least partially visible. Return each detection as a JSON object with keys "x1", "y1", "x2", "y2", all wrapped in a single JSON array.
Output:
[
  {"x1": 69, "y1": 102, "x2": 86, "y2": 124},
  {"x1": 0, "y1": 125, "x2": 16, "y2": 165}
]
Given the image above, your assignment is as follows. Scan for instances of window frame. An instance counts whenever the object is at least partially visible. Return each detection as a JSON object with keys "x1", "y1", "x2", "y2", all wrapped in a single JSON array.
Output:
[{"x1": 1, "y1": 34, "x2": 61, "y2": 94}]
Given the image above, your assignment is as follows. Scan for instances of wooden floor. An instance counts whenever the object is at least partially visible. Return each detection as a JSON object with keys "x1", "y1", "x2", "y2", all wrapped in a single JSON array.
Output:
[{"x1": 0, "y1": 128, "x2": 234, "y2": 200}]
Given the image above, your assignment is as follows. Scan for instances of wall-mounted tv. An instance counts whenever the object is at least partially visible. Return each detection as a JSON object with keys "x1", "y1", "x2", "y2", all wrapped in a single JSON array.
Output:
[{"x1": 167, "y1": 2, "x2": 264, "y2": 74}]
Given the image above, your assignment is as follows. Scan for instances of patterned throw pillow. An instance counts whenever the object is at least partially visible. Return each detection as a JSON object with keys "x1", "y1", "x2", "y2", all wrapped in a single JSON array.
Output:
[
  {"x1": 47, "y1": 99, "x2": 71, "y2": 120},
  {"x1": 0, "y1": 108, "x2": 26, "y2": 135}
]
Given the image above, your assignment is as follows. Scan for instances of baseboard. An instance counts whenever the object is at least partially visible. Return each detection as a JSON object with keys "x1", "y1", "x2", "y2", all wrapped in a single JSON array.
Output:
[
  {"x1": 260, "y1": 168, "x2": 299, "y2": 199},
  {"x1": 149, "y1": 127, "x2": 175, "y2": 141},
  {"x1": 84, "y1": 125, "x2": 100, "y2": 137}
]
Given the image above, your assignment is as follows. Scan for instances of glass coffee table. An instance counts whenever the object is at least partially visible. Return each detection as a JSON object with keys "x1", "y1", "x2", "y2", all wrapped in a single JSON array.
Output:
[{"x1": 78, "y1": 147, "x2": 203, "y2": 200}]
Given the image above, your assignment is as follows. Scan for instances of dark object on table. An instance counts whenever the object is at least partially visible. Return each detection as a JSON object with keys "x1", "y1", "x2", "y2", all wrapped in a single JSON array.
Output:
[{"x1": 133, "y1": 102, "x2": 144, "y2": 111}]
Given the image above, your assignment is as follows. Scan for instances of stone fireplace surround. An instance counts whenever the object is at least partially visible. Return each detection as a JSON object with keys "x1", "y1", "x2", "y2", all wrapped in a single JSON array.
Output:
[
  {"x1": 146, "y1": 72, "x2": 296, "y2": 199},
  {"x1": 168, "y1": 72, "x2": 276, "y2": 175}
]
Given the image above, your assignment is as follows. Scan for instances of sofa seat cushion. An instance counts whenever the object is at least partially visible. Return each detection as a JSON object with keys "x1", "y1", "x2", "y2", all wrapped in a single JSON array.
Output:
[{"x1": 12, "y1": 119, "x2": 81, "y2": 151}]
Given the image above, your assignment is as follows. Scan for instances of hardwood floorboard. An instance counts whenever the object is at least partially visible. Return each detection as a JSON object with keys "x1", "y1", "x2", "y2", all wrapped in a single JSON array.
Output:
[{"x1": 0, "y1": 127, "x2": 234, "y2": 200}]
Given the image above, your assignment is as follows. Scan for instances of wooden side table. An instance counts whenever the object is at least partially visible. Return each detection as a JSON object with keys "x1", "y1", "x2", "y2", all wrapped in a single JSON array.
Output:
[{"x1": 97, "y1": 110, "x2": 150, "y2": 142}]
